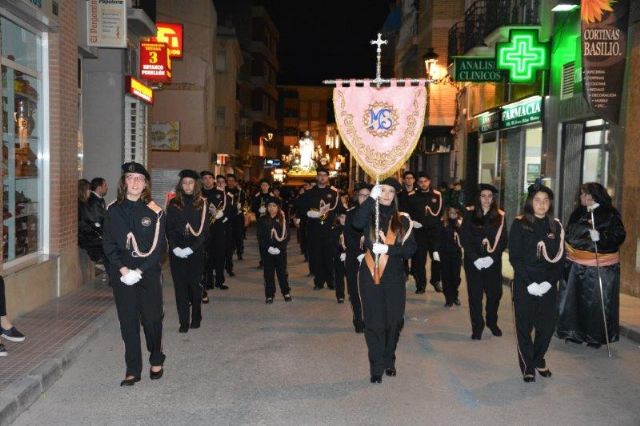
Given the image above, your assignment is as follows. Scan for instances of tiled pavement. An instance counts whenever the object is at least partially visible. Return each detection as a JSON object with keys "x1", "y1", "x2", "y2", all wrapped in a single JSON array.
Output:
[{"x1": 0, "y1": 277, "x2": 114, "y2": 392}]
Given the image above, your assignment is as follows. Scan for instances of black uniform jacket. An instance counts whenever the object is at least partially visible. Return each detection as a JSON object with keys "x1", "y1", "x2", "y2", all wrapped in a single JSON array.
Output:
[
  {"x1": 344, "y1": 206, "x2": 365, "y2": 256},
  {"x1": 227, "y1": 187, "x2": 246, "y2": 216},
  {"x1": 565, "y1": 205, "x2": 625, "y2": 254},
  {"x1": 257, "y1": 213, "x2": 290, "y2": 252},
  {"x1": 251, "y1": 191, "x2": 273, "y2": 217},
  {"x1": 508, "y1": 216, "x2": 564, "y2": 285},
  {"x1": 165, "y1": 195, "x2": 210, "y2": 252},
  {"x1": 103, "y1": 198, "x2": 166, "y2": 273},
  {"x1": 202, "y1": 187, "x2": 233, "y2": 222},
  {"x1": 407, "y1": 188, "x2": 443, "y2": 229},
  {"x1": 397, "y1": 186, "x2": 416, "y2": 214},
  {"x1": 460, "y1": 208, "x2": 507, "y2": 264},
  {"x1": 439, "y1": 219, "x2": 463, "y2": 257},
  {"x1": 296, "y1": 185, "x2": 340, "y2": 228}
]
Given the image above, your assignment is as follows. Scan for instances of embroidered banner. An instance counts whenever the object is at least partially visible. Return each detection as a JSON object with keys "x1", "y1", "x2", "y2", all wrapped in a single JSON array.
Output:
[{"x1": 333, "y1": 80, "x2": 427, "y2": 178}]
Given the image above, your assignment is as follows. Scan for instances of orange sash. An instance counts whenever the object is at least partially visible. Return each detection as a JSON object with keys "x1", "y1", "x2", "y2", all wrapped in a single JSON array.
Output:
[
  {"x1": 566, "y1": 244, "x2": 619, "y2": 267},
  {"x1": 364, "y1": 225, "x2": 397, "y2": 285}
]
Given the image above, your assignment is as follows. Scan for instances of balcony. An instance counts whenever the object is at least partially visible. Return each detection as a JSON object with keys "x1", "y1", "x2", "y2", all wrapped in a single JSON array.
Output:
[
  {"x1": 463, "y1": 1, "x2": 488, "y2": 55},
  {"x1": 447, "y1": 22, "x2": 465, "y2": 65}
]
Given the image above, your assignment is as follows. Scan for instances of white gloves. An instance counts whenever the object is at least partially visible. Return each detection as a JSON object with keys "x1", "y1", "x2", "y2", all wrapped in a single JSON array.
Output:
[
  {"x1": 357, "y1": 253, "x2": 365, "y2": 263},
  {"x1": 473, "y1": 256, "x2": 493, "y2": 270},
  {"x1": 589, "y1": 229, "x2": 600, "y2": 242},
  {"x1": 237, "y1": 203, "x2": 242, "y2": 211},
  {"x1": 527, "y1": 281, "x2": 552, "y2": 297},
  {"x1": 340, "y1": 253, "x2": 346, "y2": 262},
  {"x1": 120, "y1": 269, "x2": 142, "y2": 286},
  {"x1": 267, "y1": 246, "x2": 281, "y2": 255},
  {"x1": 259, "y1": 206, "x2": 266, "y2": 214},
  {"x1": 307, "y1": 210, "x2": 321, "y2": 219},
  {"x1": 370, "y1": 184, "x2": 382, "y2": 200},
  {"x1": 586, "y1": 202, "x2": 600, "y2": 212},
  {"x1": 372, "y1": 243, "x2": 388, "y2": 255},
  {"x1": 294, "y1": 218, "x2": 301, "y2": 227},
  {"x1": 172, "y1": 247, "x2": 194, "y2": 258},
  {"x1": 412, "y1": 221, "x2": 423, "y2": 229},
  {"x1": 215, "y1": 210, "x2": 224, "y2": 220},
  {"x1": 432, "y1": 251, "x2": 440, "y2": 262}
]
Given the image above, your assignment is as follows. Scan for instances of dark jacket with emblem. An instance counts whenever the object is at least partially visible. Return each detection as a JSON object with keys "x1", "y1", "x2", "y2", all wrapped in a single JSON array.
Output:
[
  {"x1": 165, "y1": 195, "x2": 210, "y2": 252},
  {"x1": 296, "y1": 185, "x2": 340, "y2": 230}
]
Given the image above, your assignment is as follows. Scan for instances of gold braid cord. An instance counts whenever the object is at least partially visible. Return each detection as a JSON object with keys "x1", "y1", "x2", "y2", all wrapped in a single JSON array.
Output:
[
  {"x1": 185, "y1": 198, "x2": 208, "y2": 237},
  {"x1": 481, "y1": 210, "x2": 505, "y2": 254},
  {"x1": 270, "y1": 210, "x2": 288, "y2": 242},
  {"x1": 536, "y1": 219, "x2": 565, "y2": 263}
]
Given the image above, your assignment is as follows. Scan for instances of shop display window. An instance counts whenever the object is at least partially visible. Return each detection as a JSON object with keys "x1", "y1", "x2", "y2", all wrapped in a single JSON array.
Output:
[{"x1": 1, "y1": 17, "x2": 43, "y2": 262}]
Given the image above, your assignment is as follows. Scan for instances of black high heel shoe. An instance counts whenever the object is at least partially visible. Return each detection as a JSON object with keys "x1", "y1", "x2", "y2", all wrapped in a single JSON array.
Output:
[
  {"x1": 370, "y1": 375, "x2": 382, "y2": 384},
  {"x1": 385, "y1": 368, "x2": 397, "y2": 377},
  {"x1": 120, "y1": 376, "x2": 141, "y2": 386},
  {"x1": 150, "y1": 367, "x2": 163, "y2": 380},
  {"x1": 523, "y1": 374, "x2": 536, "y2": 383},
  {"x1": 536, "y1": 368, "x2": 552, "y2": 378}
]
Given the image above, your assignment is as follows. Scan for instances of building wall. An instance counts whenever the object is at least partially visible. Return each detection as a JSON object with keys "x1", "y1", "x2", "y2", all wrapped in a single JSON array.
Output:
[
  {"x1": 150, "y1": 0, "x2": 217, "y2": 172},
  {"x1": 4, "y1": 0, "x2": 80, "y2": 318},
  {"x1": 215, "y1": 26, "x2": 242, "y2": 164},
  {"x1": 620, "y1": 26, "x2": 640, "y2": 297}
]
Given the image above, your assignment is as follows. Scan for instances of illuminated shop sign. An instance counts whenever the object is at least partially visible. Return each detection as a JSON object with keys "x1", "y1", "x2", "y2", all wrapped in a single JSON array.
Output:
[
  {"x1": 140, "y1": 42, "x2": 172, "y2": 83},
  {"x1": 452, "y1": 57, "x2": 505, "y2": 82},
  {"x1": 496, "y1": 29, "x2": 549, "y2": 84},
  {"x1": 151, "y1": 22, "x2": 184, "y2": 58},
  {"x1": 125, "y1": 76, "x2": 154, "y2": 104}
]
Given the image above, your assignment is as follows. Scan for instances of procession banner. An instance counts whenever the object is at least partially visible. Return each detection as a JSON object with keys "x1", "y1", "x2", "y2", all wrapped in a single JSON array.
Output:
[
  {"x1": 581, "y1": 0, "x2": 630, "y2": 124},
  {"x1": 333, "y1": 80, "x2": 427, "y2": 179}
]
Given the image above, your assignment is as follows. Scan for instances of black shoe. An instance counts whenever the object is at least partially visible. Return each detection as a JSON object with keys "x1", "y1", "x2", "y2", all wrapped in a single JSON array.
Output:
[
  {"x1": 355, "y1": 325, "x2": 364, "y2": 334},
  {"x1": 444, "y1": 302, "x2": 453, "y2": 308},
  {"x1": 202, "y1": 291, "x2": 209, "y2": 304},
  {"x1": 216, "y1": 284, "x2": 229, "y2": 290},
  {"x1": 120, "y1": 376, "x2": 141, "y2": 386},
  {"x1": 327, "y1": 285, "x2": 335, "y2": 290},
  {"x1": 536, "y1": 368, "x2": 552, "y2": 378},
  {"x1": 587, "y1": 342, "x2": 602, "y2": 349},
  {"x1": 453, "y1": 298, "x2": 461, "y2": 306},
  {"x1": 489, "y1": 325, "x2": 502, "y2": 337},
  {"x1": 471, "y1": 332, "x2": 482, "y2": 340},
  {"x1": 337, "y1": 298, "x2": 345, "y2": 304},
  {"x1": 432, "y1": 281, "x2": 443, "y2": 293},
  {"x1": 415, "y1": 288, "x2": 426, "y2": 294},
  {"x1": 385, "y1": 368, "x2": 397, "y2": 377},
  {"x1": 1, "y1": 326, "x2": 26, "y2": 342},
  {"x1": 150, "y1": 367, "x2": 163, "y2": 380},
  {"x1": 265, "y1": 298, "x2": 274, "y2": 304},
  {"x1": 370, "y1": 375, "x2": 382, "y2": 384},
  {"x1": 191, "y1": 321, "x2": 201, "y2": 329},
  {"x1": 283, "y1": 294, "x2": 292, "y2": 302},
  {"x1": 0, "y1": 343, "x2": 7, "y2": 357},
  {"x1": 313, "y1": 286, "x2": 323, "y2": 291},
  {"x1": 523, "y1": 374, "x2": 536, "y2": 383},
  {"x1": 179, "y1": 325, "x2": 189, "y2": 333},
  {"x1": 238, "y1": 254, "x2": 243, "y2": 260},
  {"x1": 227, "y1": 271, "x2": 236, "y2": 277}
]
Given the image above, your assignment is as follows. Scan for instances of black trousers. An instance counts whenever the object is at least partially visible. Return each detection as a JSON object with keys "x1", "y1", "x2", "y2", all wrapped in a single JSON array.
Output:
[
  {"x1": 0, "y1": 276, "x2": 6, "y2": 316},
  {"x1": 308, "y1": 225, "x2": 335, "y2": 288},
  {"x1": 111, "y1": 269, "x2": 166, "y2": 377},
  {"x1": 512, "y1": 280, "x2": 557, "y2": 375},
  {"x1": 334, "y1": 255, "x2": 346, "y2": 300},
  {"x1": 441, "y1": 253, "x2": 462, "y2": 304},
  {"x1": 204, "y1": 224, "x2": 226, "y2": 288},
  {"x1": 169, "y1": 251, "x2": 203, "y2": 327},
  {"x1": 224, "y1": 223, "x2": 234, "y2": 273},
  {"x1": 232, "y1": 214, "x2": 244, "y2": 257},
  {"x1": 262, "y1": 250, "x2": 290, "y2": 298},
  {"x1": 464, "y1": 261, "x2": 503, "y2": 334},
  {"x1": 359, "y1": 265, "x2": 406, "y2": 377},
  {"x1": 412, "y1": 231, "x2": 441, "y2": 290},
  {"x1": 345, "y1": 254, "x2": 363, "y2": 328}
]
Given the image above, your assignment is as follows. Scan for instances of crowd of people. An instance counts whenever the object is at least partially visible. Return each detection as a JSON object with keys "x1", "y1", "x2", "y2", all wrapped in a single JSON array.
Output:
[{"x1": 71, "y1": 161, "x2": 627, "y2": 387}]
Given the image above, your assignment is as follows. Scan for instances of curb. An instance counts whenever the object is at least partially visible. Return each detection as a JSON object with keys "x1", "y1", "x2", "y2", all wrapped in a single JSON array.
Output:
[
  {"x1": 502, "y1": 276, "x2": 640, "y2": 346},
  {"x1": 0, "y1": 306, "x2": 116, "y2": 426}
]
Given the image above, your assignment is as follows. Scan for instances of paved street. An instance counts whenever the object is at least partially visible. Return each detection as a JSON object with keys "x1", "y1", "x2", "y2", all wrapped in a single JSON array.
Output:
[{"x1": 13, "y1": 237, "x2": 640, "y2": 426}]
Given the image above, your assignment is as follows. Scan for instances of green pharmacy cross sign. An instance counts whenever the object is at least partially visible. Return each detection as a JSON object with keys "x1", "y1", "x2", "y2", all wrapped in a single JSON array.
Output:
[{"x1": 496, "y1": 29, "x2": 549, "y2": 84}]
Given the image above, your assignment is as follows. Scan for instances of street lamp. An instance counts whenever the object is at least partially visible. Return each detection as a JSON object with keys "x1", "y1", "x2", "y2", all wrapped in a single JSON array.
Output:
[
  {"x1": 423, "y1": 47, "x2": 439, "y2": 81},
  {"x1": 258, "y1": 132, "x2": 273, "y2": 157},
  {"x1": 552, "y1": 0, "x2": 579, "y2": 12}
]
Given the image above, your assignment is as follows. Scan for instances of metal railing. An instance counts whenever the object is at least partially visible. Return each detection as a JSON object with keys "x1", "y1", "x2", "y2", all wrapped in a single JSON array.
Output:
[
  {"x1": 463, "y1": 1, "x2": 487, "y2": 53},
  {"x1": 484, "y1": 0, "x2": 540, "y2": 37},
  {"x1": 447, "y1": 21, "x2": 465, "y2": 65}
]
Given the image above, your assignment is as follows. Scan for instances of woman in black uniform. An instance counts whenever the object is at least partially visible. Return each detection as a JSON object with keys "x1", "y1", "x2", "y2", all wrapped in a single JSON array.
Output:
[
  {"x1": 344, "y1": 184, "x2": 371, "y2": 333},
  {"x1": 166, "y1": 169, "x2": 209, "y2": 333},
  {"x1": 509, "y1": 185, "x2": 564, "y2": 382},
  {"x1": 257, "y1": 197, "x2": 292, "y2": 304},
  {"x1": 352, "y1": 178, "x2": 416, "y2": 383},
  {"x1": 103, "y1": 162, "x2": 166, "y2": 386},
  {"x1": 461, "y1": 184, "x2": 507, "y2": 340}
]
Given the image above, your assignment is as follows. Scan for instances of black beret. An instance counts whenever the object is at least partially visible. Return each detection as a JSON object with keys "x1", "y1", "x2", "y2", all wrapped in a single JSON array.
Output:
[
  {"x1": 200, "y1": 170, "x2": 214, "y2": 178},
  {"x1": 527, "y1": 184, "x2": 554, "y2": 200},
  {"x1": 479, "y1": 183, "x2": 499, "y2": 194},
  {"x1": 179, "y1": 169, "x2": 200, "y2": 180},
  {"x1": 122, "y1": 162, "x2": 150, "y2": 180},
  {"x1": 418, "y1": 172, "x2": 431, "y2": 180},
  {"x1": 259, "y1": 178, "x2": 270, "y2": 185},
  {"x1": 380, "y1": 177, "x2": 402, "y2": 192},
  {"x1": 265, "y1": 196, "x2": 281, "y2": 206},
  {"x1": 316, "y1": 166, "x2": 330, "y2": 175}
]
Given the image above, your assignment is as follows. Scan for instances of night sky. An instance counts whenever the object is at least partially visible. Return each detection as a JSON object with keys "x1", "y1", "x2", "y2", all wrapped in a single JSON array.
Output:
[{"x1": 265, "y1": 0, "x2": 394, "y2": 85}]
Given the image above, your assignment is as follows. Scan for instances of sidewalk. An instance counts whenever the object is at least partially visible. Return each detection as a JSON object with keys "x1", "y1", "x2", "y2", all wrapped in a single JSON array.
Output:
[{"x1": 0, "y1": 277, "x2": 115, "y2": 426}]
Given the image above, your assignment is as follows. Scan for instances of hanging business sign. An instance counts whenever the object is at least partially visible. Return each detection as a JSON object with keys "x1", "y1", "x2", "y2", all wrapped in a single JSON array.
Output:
[
  {"x1": 140, "y1": 42, "x2": 172, "y2": 83},
  {"x1": 581, "y1": 0, "x2": 630, "y2": 124},
  {"x1": 496, "y1": 29, "x2": 549, "y2": 84},
  {"x1": 151, "y1": 22, "x2": 184, "y2": 58},
  {"x1": 125, "y1": 76, "x2": 154, "y2": 104},
  {"x1": 452, "y1": 57, "x2": 505, "y2": 82},
  {"x1": 86, "y1": 0, "x2": 127, "y2": 48},
  {"x1": 501, "y1": 96, "x2": 542, "y2": 129},
  {"x1": 476, "y1": 110, "x2": 501, "y2": 132}
]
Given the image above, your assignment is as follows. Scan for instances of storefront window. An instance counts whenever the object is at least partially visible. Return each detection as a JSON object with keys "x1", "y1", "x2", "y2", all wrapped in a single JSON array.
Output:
[
  {"x1": 582, "y1": 120, "x2": 609, "y2": 187},
  {"x1": 479, "y1": 132, "x2": 499, "y2": 187},
  {"x1": 524, "y1": 127, "x2": 542, "y2": 189},
  {"x1": 1, "y1": 17, "x2": 43, "y2": 262}
]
